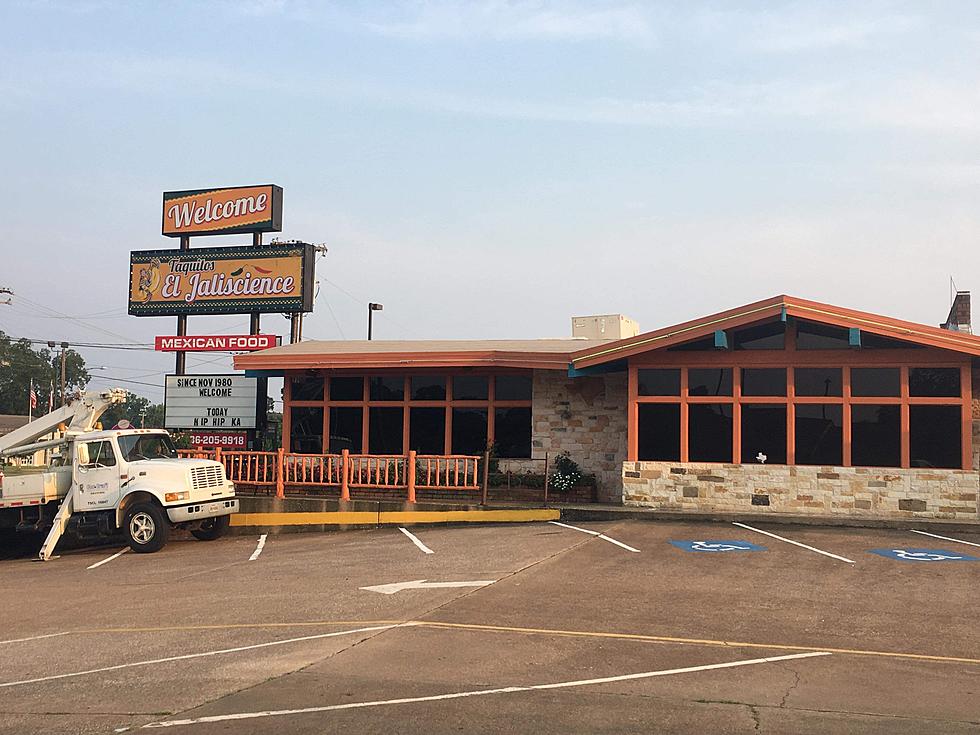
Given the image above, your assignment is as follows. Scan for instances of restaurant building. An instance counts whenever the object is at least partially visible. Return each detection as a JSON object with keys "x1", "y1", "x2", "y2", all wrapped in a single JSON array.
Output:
[{"x1": 235, "y1": 294, "x2": 980, "y2": 520}]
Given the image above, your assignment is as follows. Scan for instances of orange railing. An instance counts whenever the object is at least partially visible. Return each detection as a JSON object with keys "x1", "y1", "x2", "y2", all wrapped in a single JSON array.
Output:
[{"x1": 177, "y1": 447, "x2": 483, "y2": 501}]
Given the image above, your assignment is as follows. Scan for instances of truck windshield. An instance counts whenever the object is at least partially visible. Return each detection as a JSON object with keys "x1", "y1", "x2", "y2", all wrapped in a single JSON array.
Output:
[{"x1": 117, "y1": 434, "x2": 178, "y2": 462}]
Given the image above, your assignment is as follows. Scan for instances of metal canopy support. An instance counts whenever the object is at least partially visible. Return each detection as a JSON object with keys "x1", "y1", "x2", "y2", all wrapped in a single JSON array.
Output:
[
  {"x1": 849, "y1": 328, "x2": 862, "y2": 347},
  {"x1": 713, "y1": 330, "x2": 729, "y2": 349}
]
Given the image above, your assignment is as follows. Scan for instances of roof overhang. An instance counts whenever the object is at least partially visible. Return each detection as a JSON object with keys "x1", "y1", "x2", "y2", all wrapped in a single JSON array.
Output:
[
  {"x1": 234, "y1": 350, "x2": 576, "y2": 372},
  {"x1": 571, "y1": 295, "x2": 980, "y2": 369}
]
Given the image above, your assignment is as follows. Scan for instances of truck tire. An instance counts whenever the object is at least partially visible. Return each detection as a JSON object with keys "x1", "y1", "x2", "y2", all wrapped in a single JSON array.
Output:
[
  {"x1": 124, "y1": 502, "x2": 170, "y2": 553},
  {"x1": 191, "y1": 514, "x2": 230, "y2": 541}
]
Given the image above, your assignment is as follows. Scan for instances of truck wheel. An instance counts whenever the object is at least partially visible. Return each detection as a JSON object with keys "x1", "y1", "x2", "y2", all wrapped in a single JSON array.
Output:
[
  {"x1": 124, "y1": 502, "x2": 170, "y2": 553},
  {"x1": 191, "y1": 514, "x2": 230, "y2": 541}
]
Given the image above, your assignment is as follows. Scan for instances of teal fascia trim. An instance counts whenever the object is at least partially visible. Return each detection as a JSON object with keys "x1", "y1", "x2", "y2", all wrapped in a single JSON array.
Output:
[
  {"x1": 713, "y1": 330, "x2": 729, "y2": 349},
  {"x1": 568, "y1": 359, "x2": 627, "y2": 378},
  {"x1": 244, "y1": 369, "x2": 285, "y2": 378},
  {"x1": 848, "y1": 328, "x2": 862, "y2": 347}
]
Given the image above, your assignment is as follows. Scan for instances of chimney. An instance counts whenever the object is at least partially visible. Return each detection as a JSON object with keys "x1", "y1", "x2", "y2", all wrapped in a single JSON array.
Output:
[{"x1": 941, "y1": 291, "x2": 971, "y2": 333}]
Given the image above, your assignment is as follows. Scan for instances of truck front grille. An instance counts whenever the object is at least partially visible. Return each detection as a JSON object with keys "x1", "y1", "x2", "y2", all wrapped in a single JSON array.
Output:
[{"x1": 190, "y1": 465, "x2": 225, "y2": 490}]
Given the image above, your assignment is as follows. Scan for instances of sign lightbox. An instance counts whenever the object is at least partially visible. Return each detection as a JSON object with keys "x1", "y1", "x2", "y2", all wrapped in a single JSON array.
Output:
[
  {"x1": 162, "y1": 185, "x2": 283, "y2": 237},
  {"x1": 129, "y1": 243, "x2": 314, "y2": 316},
  {"x1": 164, "y1": 375, "x2": 258, "y2": 430}
]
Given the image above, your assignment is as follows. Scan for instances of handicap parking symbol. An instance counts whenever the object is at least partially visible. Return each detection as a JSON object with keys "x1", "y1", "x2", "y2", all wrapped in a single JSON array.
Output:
[
  {"x1": 670, "y1": 540, "x2": 766, "y2": 553},
  {"x1": 869, "y1": 548, "x2": 979, "y2": 562}
]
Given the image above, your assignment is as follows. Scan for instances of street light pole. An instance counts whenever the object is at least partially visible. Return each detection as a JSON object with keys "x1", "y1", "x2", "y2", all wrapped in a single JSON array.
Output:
[
  {"x1": 59, "y1": 342, "x2": 68, "y2": 407},
  {"x1": 367, "y1": 302, "x2": 383, "y2": 340}
]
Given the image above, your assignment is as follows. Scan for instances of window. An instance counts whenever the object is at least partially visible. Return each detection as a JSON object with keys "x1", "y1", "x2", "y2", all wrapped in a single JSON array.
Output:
[
  {"x1": 688, "y1": 404, "x2": 732, "y2": 462},
  {"x1": 861, "y1": 333, "x2": 919, "y2": 349},
  {"x1": 667, "y1": 335, "x2": 715, "y2": 351},
  {"x1": 117, "y1": 434, "x2": 176, "y2": 462},
  {"x1": 740, "y1": 405, "x2": 787, "y2": 464},
  {"x1": 330, "y1": 376, "x2": 363, "y2": 401},
  {"x1": 851, "y1": 405, "x2": 900, "y2": 467},
  {"x1": 733, "y1": 322, "x2": 784, "y2": 350},
  {"x1": 368, "y1": 407, "x2": 403, "y2": 453},
  {"x1": 494, "y1": 407, "x2": 531, "y2": 458},
  {"x1": 688, "y1": 368, "x2": 732, "y2": 396},
  {"x1": 638, "y1": 404, "x2": 680, "y2": 461},
  {"x1": 796, "y1": 321, "x2": 850, "y2": 350},
  {"x1": 495, "y1": 375, "x2": 532, "y2": 401},
  {"x1": 452, "y1": 375, "x2": 488, "y2": 400},
  {"x1": 370, "y1": 376, "x2": 405, "y2": 401},
  {"x1": 795, "y1": 405, "x2": 842, "y2": 465},
  {"x1": 329, "y1": 407, "x2": 362, "y2": 453},
  {"x1": 910, "y1": 405, "x2": 961, "y2": 468},
  {"x1": 290, "y1": 407, "x2": 323, "y2": 454},
  {"x1": 411, "y1": 376, "x2": 446, "y2": 401},
  {"x1": 410, "y1": 407, "x2": 445, "y2": 454},
  {"x1": 638, "y1": 369, "x2": 680, "y2": 396},
  {"x1": 82, "y1": 440, "x2": 116, "y2": 467},
  {"x1": 290, "y1": 376, "x2": 323, "y2": 401},
  {"x1": 795, "y1": 368, "x2": 842, "y2": 397},
  {"x1": 909, "y1": 368, "x2": 960, "y2": 398},
  {"x1": 452, "y1": 408, "x2": 487, "y2": 454},
  {"x1": 741, "y1": 368, "x2": 786, "y2": 397},
  {"x1": 850, "y1": 368, "x2": 900, "y2": 397}
]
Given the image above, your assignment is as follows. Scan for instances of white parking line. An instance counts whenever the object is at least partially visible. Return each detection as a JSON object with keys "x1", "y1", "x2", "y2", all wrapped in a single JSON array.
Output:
[
  {"x1": 87, "y1": 548, "x2": 129, "y2": 570},
  {"x1": 398, "y1": 527, "x2": 434, "y2": 554},
  {"x1": 249, "y1": 534, "x2": 267, "y2": 561},
  {"x1": 139, "y1": 650, "x2": 830, "y2": 728},
  {"x1": 733, "y1": 522, "x2": 855, "y2": 564},
  {"x1": 0, "y1": 624, "x2": 396, "y2": 690},
  {"x1": 549, "y1": 521, "x2": 640, "y2": 553},
  {"x1": 0, "y1": 632, "x2": 70, "y2": 646},
  {"x1": 910, "y1": 529, "x2": 980, "y2": 549}
]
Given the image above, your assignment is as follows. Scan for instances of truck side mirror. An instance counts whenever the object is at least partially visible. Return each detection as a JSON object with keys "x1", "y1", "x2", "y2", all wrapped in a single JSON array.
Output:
[{"x1": 77, "y1": 444, "x2": 90, "y2": 466}]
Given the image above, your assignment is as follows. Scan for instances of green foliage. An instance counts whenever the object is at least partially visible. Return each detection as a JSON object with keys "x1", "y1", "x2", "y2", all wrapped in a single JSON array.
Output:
[
  {"x1": 99, "y1": 392, "x2": 164, "y2": 430},
  {"x1": 549, "y1": 452, "x2": 583, "y2": 493},
  {"x1": 0, "y1": 331, "x2": 90, "y2": 415}
]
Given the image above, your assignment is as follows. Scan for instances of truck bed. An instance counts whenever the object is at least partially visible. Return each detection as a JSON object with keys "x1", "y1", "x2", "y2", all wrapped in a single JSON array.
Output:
[{"x1": 0, "y1": 467, "x2": 71, "y2": 506}]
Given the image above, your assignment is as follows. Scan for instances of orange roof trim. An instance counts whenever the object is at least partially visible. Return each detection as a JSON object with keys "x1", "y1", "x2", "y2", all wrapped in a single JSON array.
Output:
[{"x1": 571, "y1": 295, "x2": 980, "y2": 368}]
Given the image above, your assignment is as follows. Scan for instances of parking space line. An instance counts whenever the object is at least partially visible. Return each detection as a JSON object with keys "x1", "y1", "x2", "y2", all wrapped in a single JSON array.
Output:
[
  {"x1": 87, "y1": 548, "x2": 129, "y2": 570},
  {"x1": 0, "y1": 624, "x2": 397, "y2": 690},
  {"x1": 0, "y1": 632, "x2": 70, "y2": 646},
  {"x1": 549, "y1": 521, "x2": 640, "y2": 553},
  {"x1": 911, "y1": 529, "x2": 980, "y2": 549},
  {"x1": 733, "y1": 522, "x2": 855, "y2": 564},
  {"x1": 399, "y1": 527, "x2": 434, "y2": 555},
  {"x1": 139, "y1": 650, "x2": 830, "y2": 728},
  {"x1": 248, "y1": 534, "x2": 267, "y2": 561}
]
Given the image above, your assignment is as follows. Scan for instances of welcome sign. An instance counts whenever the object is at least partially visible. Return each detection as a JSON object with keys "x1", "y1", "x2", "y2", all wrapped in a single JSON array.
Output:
[
  {"x1": 162, "y1": 184, "x2": 283, "y2": 237},
  {"x1": 129, "y1": 243, "x2": 314, "y2": 316}
]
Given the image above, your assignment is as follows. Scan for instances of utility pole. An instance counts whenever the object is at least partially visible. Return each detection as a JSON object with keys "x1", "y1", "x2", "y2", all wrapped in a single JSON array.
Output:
[{"x1": 45, "y1": 341, "x2": 69, "y2": 406}]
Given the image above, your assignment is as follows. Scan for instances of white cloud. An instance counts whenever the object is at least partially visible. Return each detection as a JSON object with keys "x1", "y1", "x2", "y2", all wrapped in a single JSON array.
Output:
[{"x1": 365, "y1": 1, "x2": 654, "y2": 42}]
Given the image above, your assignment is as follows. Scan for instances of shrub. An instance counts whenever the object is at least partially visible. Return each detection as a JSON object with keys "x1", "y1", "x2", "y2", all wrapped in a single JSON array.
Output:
[{"x1": 549, "y1": 452, "x2": 582, "y2": 493}]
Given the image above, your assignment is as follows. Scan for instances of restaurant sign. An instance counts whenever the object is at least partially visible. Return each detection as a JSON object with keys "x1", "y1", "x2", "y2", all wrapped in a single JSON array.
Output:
[
  {"x1": 162, "y1": 185, "x2": 283, "y2": 237},
  {"x1": 129, "y1": 243, "x2": 314, "y2": 316},
  {"x1": 164, "y1": 375, "x2": 258, "y2": 430},
  {"x1": 154, "y1": 334, "x2": 280, "y2": 352}
]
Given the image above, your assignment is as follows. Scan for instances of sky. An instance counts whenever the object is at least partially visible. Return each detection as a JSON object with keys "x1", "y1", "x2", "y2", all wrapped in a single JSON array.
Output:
[{"x1": 1, "y1": 0, "x2": 980, "y2": 405}]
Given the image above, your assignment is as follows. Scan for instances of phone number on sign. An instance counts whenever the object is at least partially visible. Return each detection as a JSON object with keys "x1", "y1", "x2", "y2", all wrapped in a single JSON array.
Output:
[{"x1": 189, "y1": 433, "x2": 246, "y2": 448}]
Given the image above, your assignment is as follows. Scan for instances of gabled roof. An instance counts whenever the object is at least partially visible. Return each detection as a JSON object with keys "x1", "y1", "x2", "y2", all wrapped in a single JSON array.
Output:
[
  {"x1": 234, "y1": 338, "x2": 612, "y2": 372},
  {"x1": 570, "y1": 295, "x2": 980, "y2": 369}
]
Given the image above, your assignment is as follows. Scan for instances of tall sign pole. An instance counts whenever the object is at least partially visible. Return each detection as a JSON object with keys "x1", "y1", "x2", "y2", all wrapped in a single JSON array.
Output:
[
  {"x1": 175, "y1": 235, "x2": 190, "y2": 376},
  {"x1": 249, "y1": 230, "x2": 267, "y2": 450}
]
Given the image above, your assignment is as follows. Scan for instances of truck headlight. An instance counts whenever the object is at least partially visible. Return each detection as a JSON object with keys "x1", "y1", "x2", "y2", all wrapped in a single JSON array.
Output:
[{"x1": 165, "y1": 491, "x2": 189, "y2": 502}]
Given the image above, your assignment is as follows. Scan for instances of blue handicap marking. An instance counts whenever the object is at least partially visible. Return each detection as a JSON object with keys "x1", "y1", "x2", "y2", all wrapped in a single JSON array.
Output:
[
  {"x1": 870, "y1": 548, "x2": 980, "y2": 562},
  {"x1": 670, "y1": 540, "x2": 766, "y2": 553}
]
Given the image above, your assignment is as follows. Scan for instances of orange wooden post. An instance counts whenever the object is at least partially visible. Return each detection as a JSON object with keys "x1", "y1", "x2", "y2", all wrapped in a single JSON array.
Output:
[
  {"x1": 275, "y1": 447, "x2": 285, "y2": 499},
  {"x1": 407, "y1": 450, "x2": 417, "y2": 503},
  {"x1": 480, "y1": 451, "x2": 489, "y2": 505},
  {"x1": 340, "y1": 449, "x2": 350, "y2": 501}
]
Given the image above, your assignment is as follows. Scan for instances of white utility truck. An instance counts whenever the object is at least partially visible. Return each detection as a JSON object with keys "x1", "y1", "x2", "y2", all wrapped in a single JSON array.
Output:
[{"x1": 0, "y1": 388, "x2": 238, "y2": 559}]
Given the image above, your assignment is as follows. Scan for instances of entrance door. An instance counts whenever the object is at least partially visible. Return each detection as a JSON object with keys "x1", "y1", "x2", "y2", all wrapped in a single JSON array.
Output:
[{"x1": 74, "y1": 439, "x2": 122, "y2": 511}]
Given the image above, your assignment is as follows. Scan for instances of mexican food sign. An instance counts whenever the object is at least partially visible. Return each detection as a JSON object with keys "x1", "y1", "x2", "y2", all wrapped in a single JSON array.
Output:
[
  {"x1": 162, "y1": 184, "x2": 283, "y2": 237},
  {"x1": 129, "y1": 243, "x2": 315, "y2": 316}
]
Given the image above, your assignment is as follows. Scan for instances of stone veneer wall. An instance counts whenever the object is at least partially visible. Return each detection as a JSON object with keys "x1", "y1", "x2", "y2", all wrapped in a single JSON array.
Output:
[
  {"x1": 512, "y1": 370, "x2": 628, "y2": 503},
  {"x1": 623, "y1": 462, "x2": 979, "y2": 519}
]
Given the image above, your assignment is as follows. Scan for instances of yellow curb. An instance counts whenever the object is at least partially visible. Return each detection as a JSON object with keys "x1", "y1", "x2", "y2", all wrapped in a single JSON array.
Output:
[{"x1": 229, "y1": 508, "x2": 559, "y2": 528}]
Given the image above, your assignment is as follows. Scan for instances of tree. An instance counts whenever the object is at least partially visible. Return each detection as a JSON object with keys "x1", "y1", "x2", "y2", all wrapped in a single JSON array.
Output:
[
  {"x1": 0, "y1": 331, "x2": 90, "y2": 415},
  {"x1": 99, "y1": 394, "x2": 165, "y2": 430}
]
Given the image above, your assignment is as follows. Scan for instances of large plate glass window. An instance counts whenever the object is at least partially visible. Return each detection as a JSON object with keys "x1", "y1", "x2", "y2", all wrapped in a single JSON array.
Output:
[
  {"x1": 688, "y1": 404, "x2": 733, "y2": 462},
  {"x1": 740, "y1": 404, "x2": 787, "y2": 464},
  {"x1": 290, "y1": 407, "x2": 323, "y2": 454},
  {"x1": 851, "y1": 404, "x2": 900, "y2": 467},
  {"x1": 409, "y1": 407, "x2": 446, "y2": 454},
  {"x1": 795, "y1": 405, "x2": 843, "y2": 465},
  {"x1": 329, "y1": 407, "x2": 362, "y2": 453},
  {"x1": 637, "y1": 404, "x2": 680, "y2": 461},
  {"x1": 368, "y1": 407, "x2": 403, "y2": 453},
  {"x1": 909, "y1": 405, "x2": 961, "y2": 468},
  {"x1": 494, "y1": 407, "x2": 531, "y2": 458}
]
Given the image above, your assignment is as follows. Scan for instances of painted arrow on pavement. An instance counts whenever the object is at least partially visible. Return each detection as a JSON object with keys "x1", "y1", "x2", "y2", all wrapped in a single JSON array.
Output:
[{"x1": 359, "y1": 579, "x2": 497, "y2": 595}]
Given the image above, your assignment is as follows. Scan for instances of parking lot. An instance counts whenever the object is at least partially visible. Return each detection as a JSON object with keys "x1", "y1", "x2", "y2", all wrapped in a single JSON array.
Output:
[{"x1": 1, "y1": 519, "x2": 979, "y2": 734}]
